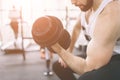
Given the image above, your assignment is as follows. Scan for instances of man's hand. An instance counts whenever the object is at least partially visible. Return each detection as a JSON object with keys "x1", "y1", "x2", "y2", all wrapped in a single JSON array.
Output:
[
  {"x1": 52, "y1": 43, "x2": 73, "y2": 68},
  {"x1": 58, "y1": 57, "x2": 67, "y2": 68},
  {"x1": 52, "y1": 43, "x2": 62, "y2": 53}
]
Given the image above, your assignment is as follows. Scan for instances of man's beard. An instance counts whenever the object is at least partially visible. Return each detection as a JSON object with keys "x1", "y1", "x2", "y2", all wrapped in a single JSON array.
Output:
[{"x1": 80, "y1": 0, "x2": 93, "y2": 12}]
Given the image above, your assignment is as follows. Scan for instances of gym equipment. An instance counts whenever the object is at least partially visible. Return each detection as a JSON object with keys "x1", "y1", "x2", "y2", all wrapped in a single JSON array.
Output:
[{"x1": 32, "y1": 15, "x2": 71, "y2": 53}]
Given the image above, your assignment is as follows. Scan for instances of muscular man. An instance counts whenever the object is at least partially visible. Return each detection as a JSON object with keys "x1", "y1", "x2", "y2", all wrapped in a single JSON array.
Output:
[{"x1": 52, "y1": 0, "x2": 120, "y2": 80}]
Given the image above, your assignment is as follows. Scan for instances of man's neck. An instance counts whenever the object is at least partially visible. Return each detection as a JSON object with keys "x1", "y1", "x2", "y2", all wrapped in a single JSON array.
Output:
[{"x1": 92, "y1": 0, "x2": 103, "y2": 11}]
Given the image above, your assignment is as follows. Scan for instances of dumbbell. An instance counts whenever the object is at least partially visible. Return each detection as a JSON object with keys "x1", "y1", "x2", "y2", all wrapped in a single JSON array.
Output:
[{"x1": 32, "y1": 15, "x2": 71, "y2": 53}]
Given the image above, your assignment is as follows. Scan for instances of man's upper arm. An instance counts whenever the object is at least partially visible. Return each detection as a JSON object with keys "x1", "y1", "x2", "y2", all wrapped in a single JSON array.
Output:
[{"x1": 84, "y1": 12, "x2": 119, "y2": 72}]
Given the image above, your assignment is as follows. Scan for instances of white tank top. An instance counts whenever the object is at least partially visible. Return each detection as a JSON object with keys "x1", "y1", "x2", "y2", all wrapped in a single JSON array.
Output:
[{"x1": 80, "y1": 0, "x2": 120, "y2": 54}]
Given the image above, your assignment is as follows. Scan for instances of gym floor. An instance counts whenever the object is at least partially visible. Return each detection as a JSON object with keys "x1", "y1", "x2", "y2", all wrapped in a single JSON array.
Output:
[
  {"x1": 0, "y1": 44, "x2": 82, "y2": 80},
  {"x1": 0, "y1": 51, "x2": 60, "y2": 80}
]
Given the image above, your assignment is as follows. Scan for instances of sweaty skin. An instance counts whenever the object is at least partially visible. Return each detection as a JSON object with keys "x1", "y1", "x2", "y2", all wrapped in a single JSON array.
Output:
[{"x1": 52, "y1": 0, "x2": 120, "y2": 75}]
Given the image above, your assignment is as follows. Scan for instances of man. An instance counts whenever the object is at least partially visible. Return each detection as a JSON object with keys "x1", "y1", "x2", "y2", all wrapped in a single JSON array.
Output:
[
  {"x1": 52, "y1": 0, "x2": 120, "y2": 80},
  {"x1": 40, "y1": 47, "x2": 53, "y2": 76},
  {"x1": 9, "y1": 6, "x2": 20, "y2": 47}
]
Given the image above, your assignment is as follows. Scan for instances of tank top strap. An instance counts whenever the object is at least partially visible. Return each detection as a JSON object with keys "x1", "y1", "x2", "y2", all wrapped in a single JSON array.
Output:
[{"x1": 88, "y1": 0, "x2": 113, "y2": 37}]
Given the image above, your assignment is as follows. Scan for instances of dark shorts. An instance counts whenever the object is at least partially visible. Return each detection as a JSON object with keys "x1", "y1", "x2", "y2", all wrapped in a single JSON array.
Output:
[
  {"x1": 53, "y1": 53, "x2": 120, "y2": 80},
  {"x1": 78, "y1": 54, "x2": 120, "y2": 80}
]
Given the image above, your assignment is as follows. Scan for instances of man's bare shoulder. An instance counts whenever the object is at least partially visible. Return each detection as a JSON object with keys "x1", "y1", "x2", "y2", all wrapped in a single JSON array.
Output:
[
  {"x1": 88, "y1": 1, "x2": 120, "y2": 41},
  {"x1": 109, "y1": 1, "x2": 120, "y2": 37},
  {"x1": 106, "y1": 0, "x2": 120, "y2": 14},
  {"x1": 100, "y1": 1, "x2": 120, "y2": 26}
]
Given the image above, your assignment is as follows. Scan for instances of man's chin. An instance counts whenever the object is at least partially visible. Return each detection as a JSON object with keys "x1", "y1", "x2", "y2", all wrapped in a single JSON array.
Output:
[
  {"x1": 80, "y1": 9, "x2": 88, "y2": 12},
  {"x1": 80, "y1": 7, "x2": 89, "y2": 12}
]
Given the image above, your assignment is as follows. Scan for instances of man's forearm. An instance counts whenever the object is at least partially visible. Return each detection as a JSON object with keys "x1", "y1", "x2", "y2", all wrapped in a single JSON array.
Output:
[
  {"x1": 68, "y1": 28, "x2": 81, "y2": 52},
  {"x1": 59, "y1": 48, "x2": 86, "y2": 74}
]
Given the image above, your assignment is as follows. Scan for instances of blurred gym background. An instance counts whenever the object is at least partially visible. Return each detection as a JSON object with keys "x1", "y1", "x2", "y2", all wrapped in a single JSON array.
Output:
[
  {"x1": 0, "y1": 0, "x2": 80, "y2": 51},
  {"x1": 0, "y1": 0, "x2": 86, "y2": 80}
]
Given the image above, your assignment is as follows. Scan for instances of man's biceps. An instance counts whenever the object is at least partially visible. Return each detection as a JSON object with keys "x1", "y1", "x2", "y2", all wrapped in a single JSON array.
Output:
[{"x1": 85, "y1": 55, "x2": 105, "y2": 70}]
